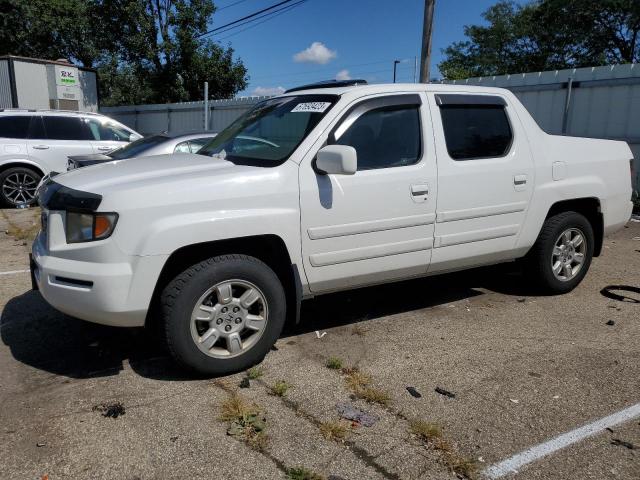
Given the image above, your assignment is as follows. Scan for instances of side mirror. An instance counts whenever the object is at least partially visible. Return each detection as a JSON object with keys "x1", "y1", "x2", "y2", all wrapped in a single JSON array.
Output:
[{"x1": 315, "y1": 145, "x2": 357, "y2": 175}]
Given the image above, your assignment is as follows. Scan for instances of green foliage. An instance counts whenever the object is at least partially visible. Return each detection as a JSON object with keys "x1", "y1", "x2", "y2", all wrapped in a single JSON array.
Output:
[
  {"x1": 0, "y1": 0, "x2": 248, "y2": 105},
  {"x1": 269, "y1": 380, "x2": 291, "y2": 397},
  {"x1": 246, "y1": 366, "x2": 264, "y2": 380},
  {"x1": 286, "y1": 467, "x2": 325, "y2": 480},
  {"x1": 325, "y1": 356, "x2": 343, "y2": 370},
  {"x1": 439, "y1": 0, "x2": 640, "y2": 79}
]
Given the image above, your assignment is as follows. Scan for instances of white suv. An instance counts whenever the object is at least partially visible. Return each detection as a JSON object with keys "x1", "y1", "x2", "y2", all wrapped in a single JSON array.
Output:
[
  {"x1": 32, "y1": 81, "x2": 633, "y2": 375},
  {"x1": 0, "y1": 110, "x2": 141, "y2": 206}
]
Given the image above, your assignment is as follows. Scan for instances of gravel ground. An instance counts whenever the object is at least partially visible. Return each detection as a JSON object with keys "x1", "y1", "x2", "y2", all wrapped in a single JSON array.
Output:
[{"x1": 0, "y1": 207, "x2": 638, "y2": 480}]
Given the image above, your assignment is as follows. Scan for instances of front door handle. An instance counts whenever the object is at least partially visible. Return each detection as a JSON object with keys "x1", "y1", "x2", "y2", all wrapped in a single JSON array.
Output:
[
  {"x1": 32, "y1": 145, "x2": 49, "y2": 150},
  {"x1": 97, "y1": 146, "x2": 112, "y2": 151},
  {"x1": 410, "y1": 183, "x2": 429, "y2": 203}
]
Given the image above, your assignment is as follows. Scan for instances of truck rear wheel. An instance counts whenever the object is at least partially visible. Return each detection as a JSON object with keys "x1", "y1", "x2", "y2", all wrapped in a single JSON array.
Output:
[
  {"x1": 525, "y1": 211, "x2": 594, "y2": 294},
  {"x1": 161, "y1": 254, "x2": 286, "y2": 375}
]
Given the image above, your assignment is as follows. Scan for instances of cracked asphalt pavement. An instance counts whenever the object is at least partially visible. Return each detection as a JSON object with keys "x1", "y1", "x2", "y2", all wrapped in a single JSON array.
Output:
[{"x1": 0, "y1": 207, "x2": 638, "y2": 479}]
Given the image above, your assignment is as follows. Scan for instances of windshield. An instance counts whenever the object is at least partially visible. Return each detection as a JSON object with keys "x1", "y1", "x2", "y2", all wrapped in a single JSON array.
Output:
[
  {"x1": 109, "y1": 135, "x2": 168, "y2": 160},
  {"x1": 198, "y1": 94, "x2": 338, "y2": 166}
]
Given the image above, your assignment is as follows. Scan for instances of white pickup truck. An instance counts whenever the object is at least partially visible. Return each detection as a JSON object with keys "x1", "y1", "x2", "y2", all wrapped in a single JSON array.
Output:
[{"x1": 31, "y1": 81, "x2": 634, "y2": 375}]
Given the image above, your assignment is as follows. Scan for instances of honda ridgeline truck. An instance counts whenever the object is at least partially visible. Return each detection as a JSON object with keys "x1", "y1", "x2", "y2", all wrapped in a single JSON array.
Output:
[{"x1": 32, "y1": 81, "x2": 634, "y2": 375}]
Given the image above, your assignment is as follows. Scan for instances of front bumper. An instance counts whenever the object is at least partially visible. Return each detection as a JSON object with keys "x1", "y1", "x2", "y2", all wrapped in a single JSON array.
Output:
[{"x1": 31, "y1": 232, "x2": 166, "y2": 327}]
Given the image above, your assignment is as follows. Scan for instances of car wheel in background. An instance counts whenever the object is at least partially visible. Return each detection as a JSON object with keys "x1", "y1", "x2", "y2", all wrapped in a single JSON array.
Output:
[
  {"x1": 0, "y1": 166, "x2": 42, "y2": 207},
  {"x1": 525, "y1": 211, "x2": 594, "y2": 294},
  {"x1": 161, "y1": 254, "x2": 286, "y2": 376}
]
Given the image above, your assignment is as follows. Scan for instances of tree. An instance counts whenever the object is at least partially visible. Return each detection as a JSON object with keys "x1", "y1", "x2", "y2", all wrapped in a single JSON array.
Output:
[
  {"x1": 0, "y1": 0, "x2": 248, "y2": 105},
  {"x1": 439, "y1": 0, "x2": 640, "y2": 79}
]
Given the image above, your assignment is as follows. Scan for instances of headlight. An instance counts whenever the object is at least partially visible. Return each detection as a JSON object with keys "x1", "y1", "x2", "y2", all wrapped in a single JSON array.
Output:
[{"x1": 65, "y1": 212, "x2": 118, "y2": 243}]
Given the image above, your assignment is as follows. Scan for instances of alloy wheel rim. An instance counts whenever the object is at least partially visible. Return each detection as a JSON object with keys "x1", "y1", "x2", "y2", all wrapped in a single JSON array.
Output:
[
  {"x1": 2, "y1": 172, "x2": 38, "y2": 205},
  {"x1": 190, "y1": 279, "x2": 268, "y2": 358},
  {"x1": 551, "y1": 228, "x2": 587, "y2": 282}
]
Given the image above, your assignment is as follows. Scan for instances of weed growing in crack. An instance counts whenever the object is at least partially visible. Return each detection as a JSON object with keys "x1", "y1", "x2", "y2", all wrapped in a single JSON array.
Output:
[
  {"x1": 319, "y1": 420, "x2": 351, "y2": 441},
  {"x1": 269, "y1": 380, "x2": 291, "y2": 397},
  {"x1": 325, "y1": 356, "x2": 343, "y2": 370},
  {"x1": 409, "y1": 419, "x2": 477, "y2": 479},
  {"x1": 286, "y1": 466, "x2": 325, "y2": 480},
  {"x1": 341, "y1": 367, "x2": 391, "y2": 406},
  {"x1": 246, "y1": 366, "x2": 264, "y2": 380},
  {"x1": 219, "y1": 393, "x2": 268, "y2": 452}
]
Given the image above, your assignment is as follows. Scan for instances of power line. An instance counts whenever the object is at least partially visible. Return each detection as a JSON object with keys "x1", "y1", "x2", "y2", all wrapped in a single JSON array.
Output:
[
  {"x1": 216, "y1": 0, "x2": 251, "y2": 11},
  {"x1": 217, "y1": 2, "x2": 306, "y2": 40},
  {"x1": 197, "y1": 0, "x2": 298, "y2": 38},
  {"x1": 213, "y1": 0, "x2": 307, "y2": 37}
]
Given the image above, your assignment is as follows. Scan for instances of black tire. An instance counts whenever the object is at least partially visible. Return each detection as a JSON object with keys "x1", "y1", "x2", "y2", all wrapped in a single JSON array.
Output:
[
  {"x1": 0, "y1": 166, "x2": 42, "y2": 207},
  {"x1": 161, "y1": 254, "x2": 286, "y2": 376},
  {"x1": 525, "y1": 211, "x2": 594, "y2": 294}
]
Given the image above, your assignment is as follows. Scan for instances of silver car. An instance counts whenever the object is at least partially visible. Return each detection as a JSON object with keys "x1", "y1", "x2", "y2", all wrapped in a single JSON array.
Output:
[{"x1": 67, "y1": 131, "x2": 217, "y2": 170}]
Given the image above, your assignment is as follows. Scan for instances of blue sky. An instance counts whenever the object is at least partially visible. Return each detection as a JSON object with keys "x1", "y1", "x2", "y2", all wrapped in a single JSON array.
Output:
[{"x1": 207, "y1": 0, "x2": 529, "y2": 96}]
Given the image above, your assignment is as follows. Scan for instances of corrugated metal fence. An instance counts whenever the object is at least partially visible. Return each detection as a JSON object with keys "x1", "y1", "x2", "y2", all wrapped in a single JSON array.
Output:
[
  {"x1": 444, "y1": 63, "x2": 640, "y2": 190},
  {"x1": 100, "y1": 97, "x2": 266, "y2": 136},
  {"x1": 101, "y1": 64, "x2": 639, "y2": 189}
]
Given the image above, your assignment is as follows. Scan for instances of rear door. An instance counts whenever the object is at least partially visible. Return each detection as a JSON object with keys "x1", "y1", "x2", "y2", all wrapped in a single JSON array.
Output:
[
  {"x1": 26, "y1": 116, "x2": 94, "y2": 173},
  {"x1": 299, "y1": 93, "x2": 438, "y2": 293},
  {"x1": 428, "y1": 93, "x2": 535, "y2": 273}
]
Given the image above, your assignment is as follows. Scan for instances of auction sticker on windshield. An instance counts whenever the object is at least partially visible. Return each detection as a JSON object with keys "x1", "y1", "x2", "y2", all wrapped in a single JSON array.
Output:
[{"x1": 291, "y1": 102, "x2": 332, "y2": 113}]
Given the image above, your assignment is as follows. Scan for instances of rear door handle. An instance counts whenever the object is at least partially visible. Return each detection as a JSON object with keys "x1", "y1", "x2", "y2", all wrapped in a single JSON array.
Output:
[
  {"x1": 32, "y1": 145, "x2": 49, "y2": 150},
  {"x1": 514, "y1": 175, "x2": 527, "y2": 185}
]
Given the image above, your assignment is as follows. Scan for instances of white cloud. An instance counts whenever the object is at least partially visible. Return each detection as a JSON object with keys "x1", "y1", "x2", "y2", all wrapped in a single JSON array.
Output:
[
  {"x1": 252, "y1": 86, "x2": 285, "y2": 96},
  {"x1": 293, "y1": 42, "x2": 337, "y2": 64},
  {"x1": 335, "y1": 69, "x2": 351, "y2": 81}
]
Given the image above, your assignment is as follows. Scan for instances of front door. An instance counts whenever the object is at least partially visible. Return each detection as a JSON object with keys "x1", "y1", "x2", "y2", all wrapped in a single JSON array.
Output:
[
  {"x1": 26, "y1": 116, "x2": 94, "y2": 173},
  {"x1": 299, "y1": 93, "x2": 438, "y2": 293},
  {"x1": 427, "y1": 93, "x2": 535, "y2": 273}
]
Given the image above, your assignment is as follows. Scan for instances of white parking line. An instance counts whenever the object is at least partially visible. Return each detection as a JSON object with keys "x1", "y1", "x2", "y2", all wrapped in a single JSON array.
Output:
[
  {"x1": 0, "y1": 269, "x2": 29, "y2": 276},
  {"x1": 484, "y1": 402, "x2": 640, "y2": 479}
]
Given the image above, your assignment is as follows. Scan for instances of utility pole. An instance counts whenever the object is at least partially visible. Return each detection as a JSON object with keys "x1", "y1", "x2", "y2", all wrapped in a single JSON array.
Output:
[
  {"x1": 393, "y1": 60, "x2": 401, "y2": 83},
  {"x1": 204, "y1": 82, "x2": 209, "y2": 130},
  {"x1": 419, "y1": 0, "x2": 436, "y2": 83}
]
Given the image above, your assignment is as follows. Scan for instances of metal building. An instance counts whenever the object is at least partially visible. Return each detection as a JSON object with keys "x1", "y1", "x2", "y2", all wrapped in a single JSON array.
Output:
[{"x1": 0, "y1": 55, "x2": 98, "y2": 112}]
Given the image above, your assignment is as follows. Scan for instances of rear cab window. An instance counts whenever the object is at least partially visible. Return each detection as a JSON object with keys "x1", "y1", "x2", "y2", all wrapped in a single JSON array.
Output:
[{"x1": 436, "y1": 94, "x2": 513, "y2": 160}]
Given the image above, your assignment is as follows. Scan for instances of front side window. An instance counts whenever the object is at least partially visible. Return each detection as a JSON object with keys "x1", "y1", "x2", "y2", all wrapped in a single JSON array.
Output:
[
  {"x1": 198, "y1": 95, "x2": 338, "y2": 166},
  {"x1": 42, "y1": 116, "x2": 90, "y2": 141},
  {"x1": 109, "y1": 135, "x2": 168, "y2": 160},
  {"x1": 0, "y1": 116, "x2": 31, "y2": 139},
  {"x1": 85, "y1": 118, "x2": 132, "y2": 142},
  {"x1": 440, "y1": 105, "x2": 512, "y2": 160},
  {"x1": 334, "y1": 105, "x2": 421, "y2": 170}
]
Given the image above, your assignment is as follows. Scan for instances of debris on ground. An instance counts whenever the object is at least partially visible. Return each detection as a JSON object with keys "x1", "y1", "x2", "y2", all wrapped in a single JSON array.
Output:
[
  {"x1": 92, "y1": 402, "x2": 126, "y2": 419},
  {"x1": 36, "y1": 442, "x2": 46, "y2": 447},
  {"x1": 606, "y1": 320, "x2": 616, "y2": 326},
  {"x1": 315, "y1": 330, "x2": 327, "y2": 339},
  {"x1": 170, "y1": 436, "x2": 178, "y2": 442},
  {"x1": 611, "y1": 438, "x2": 636, "y2": 450},
  {"x1": 434, "y1": 387, "x2": 456, "y2": 399},
  {"x1": 528, "y1": 371, "x2": 542, "y2": 378},
  {"x1": 606, "y1": 427, "x2": 615, "y2": 433},
  {"x1": 517, "y1": 298, "x2": 526, "y2": 303},
  {"x1": 239, "y1": 377, "x2": 250, "y2": 388},
  {"x1": 510, "y1": 398, "x2": 519, "y2": 404},
  {"x1": 406, "y1": 386, "x2": 422, "y2": 398},
  {"x1": 600, "y1": 285, "x2": 640, "y2": 303},
  {"x1": 336, "y1": 402, "x2": 379, "y2": 427}
]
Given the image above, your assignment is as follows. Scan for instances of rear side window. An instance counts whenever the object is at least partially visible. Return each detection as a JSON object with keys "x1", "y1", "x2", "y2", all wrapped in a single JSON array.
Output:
[
  {"x1": 42, "y1": 116, "x2": 91, "y2": 141},
  {"x1": 440, "y1": 105, "x2": 512, "y2": 160},
  {"x1": 0, "y1": 116, "x2": 31, "y2": 139},
  {"x1": 335, "y1": 106, "x2": 422, "y2": 170}
]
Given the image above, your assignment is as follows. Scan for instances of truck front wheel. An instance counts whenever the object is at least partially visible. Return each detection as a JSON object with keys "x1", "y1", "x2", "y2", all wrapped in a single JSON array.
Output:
[
  {"x1": 525, "y1": 211, "x2": 594, "y2": 294},
  {"x1": 161, "y1": 254, "x2": 286, "y2": 375}
]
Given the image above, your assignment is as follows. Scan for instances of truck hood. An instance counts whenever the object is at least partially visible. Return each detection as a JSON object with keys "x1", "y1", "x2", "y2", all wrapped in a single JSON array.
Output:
[{"x1": 54, "y1": 153, "x2": 244, "y2": 193}]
